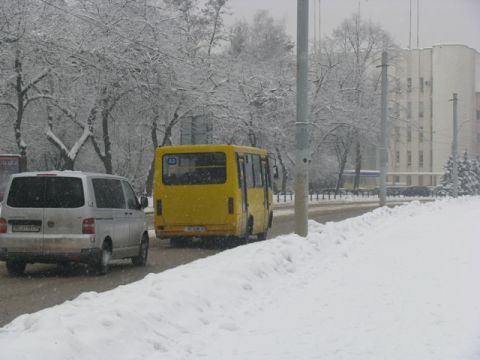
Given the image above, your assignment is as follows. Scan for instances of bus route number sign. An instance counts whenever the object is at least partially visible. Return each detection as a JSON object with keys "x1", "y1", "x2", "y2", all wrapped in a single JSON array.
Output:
[{"x1": 167, "y1": 157, "x2": 177, "y2": 166}]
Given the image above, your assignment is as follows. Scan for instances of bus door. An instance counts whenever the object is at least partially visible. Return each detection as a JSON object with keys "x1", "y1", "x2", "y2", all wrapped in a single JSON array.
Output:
[
  {"x1": 262, "y1": 157, "x2": 272, "y2": 228},
  {"x1": 236, "y1": 154, "x2": 248, "y2": 235}
]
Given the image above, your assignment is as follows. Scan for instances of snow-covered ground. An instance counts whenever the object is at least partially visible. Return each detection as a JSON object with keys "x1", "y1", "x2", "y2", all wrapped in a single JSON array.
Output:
[{"x1": 1, "y1": 198, "x2": 479, "y2": 360}]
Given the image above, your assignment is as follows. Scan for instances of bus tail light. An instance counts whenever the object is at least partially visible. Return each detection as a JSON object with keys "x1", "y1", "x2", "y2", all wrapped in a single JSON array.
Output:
[
  {"x1": 228, "y1": 197, "x2": 234, "y2": 214},
  {"x1": 156, "y1": 200, "x2": 162, "y2": 215},
  {"x1": 0, "y1": 218, "x2": 7, "y2": 233},
  {"x1": 82, "y1": 218, "x2": 96, "y2": 234}
]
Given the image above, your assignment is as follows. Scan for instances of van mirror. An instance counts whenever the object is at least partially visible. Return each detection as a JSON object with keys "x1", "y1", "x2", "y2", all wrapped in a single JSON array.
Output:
[
  {"x1": 140, "y1": 195, "x2": 149, "y2": 209},
  {"x1": 272, "y1": 165, "x2": 279, "y2": 180}
]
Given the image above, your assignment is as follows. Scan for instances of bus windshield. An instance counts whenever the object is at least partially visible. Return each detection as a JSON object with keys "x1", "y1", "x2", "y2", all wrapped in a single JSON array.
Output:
[{"x1": 162, "y1": 152, "x2": 226, "y2": 185}]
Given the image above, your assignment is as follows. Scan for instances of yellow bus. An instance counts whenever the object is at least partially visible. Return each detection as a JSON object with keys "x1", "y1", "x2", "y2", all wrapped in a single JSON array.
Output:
[{"x1": 153, "y1": 144, "x2": 273, "y2": 246}]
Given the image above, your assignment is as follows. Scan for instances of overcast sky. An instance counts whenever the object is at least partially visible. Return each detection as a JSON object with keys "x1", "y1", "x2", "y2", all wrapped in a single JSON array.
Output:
[{"x1": 226, "y1": 0, "x2": 480, "y2": 51}]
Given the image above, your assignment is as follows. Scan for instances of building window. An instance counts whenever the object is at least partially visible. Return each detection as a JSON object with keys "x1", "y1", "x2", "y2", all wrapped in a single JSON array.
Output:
[
  {"x1": 419, "y1": 126, "x2": 424, "y2": 143},
  {"x1": 407, "y1": 77, "x2": 412, "y2": 93},
  {"x1": 407, "y1": 151, "x2": 412, "y2": 167},
  {"x1": 477, "y1": 110, "x2": 480, "y2": 121},
  {"x1": 418, "y1": 175, "x2": 424, "y2": 186},
  {"x1": 407, "y1": 175, "x2": 412, "y2": 185},
  {"x1": 394, "y1": 175, "x2": 400, "y2": 183},
  {"x1": 419, "y1": 77, "x2": 424, "y2": 93},
  {"x1": 394, "y1": 126, "x2": 400, "y2": 142},
  {"x1": 395, "y1": 151, "x2": 400, "y2": 165},
  {"x1": 407, "y1": 102, "x2": 412, "y2": 119},
  {"x1": 477, "y1": 133, "x2": 480, "y2": 143},
  {"x1": 419, "y1": 151, "x2": 424, "y2": 167},
  {"x1": 407, "y1": 126, "x2": 412, "y2": 142},
  {"x1": 419, "y1": 101, "x2": 424, "y2": 118}
]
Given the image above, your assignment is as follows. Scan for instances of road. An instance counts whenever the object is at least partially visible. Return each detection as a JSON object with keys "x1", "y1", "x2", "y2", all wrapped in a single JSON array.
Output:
[{"x1": 0, "y1": 204, "x2": 378, "y2": 327}]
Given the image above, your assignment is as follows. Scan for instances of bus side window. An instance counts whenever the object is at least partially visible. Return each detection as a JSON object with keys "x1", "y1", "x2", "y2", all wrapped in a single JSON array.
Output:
[
  {"x1": 262, "y1": 157, "x2": 271, "y2": 189},
  {"x1": 236, "y1": 154, "x2": 243, "y2": 188},
  {"x1": 252, "y1": 154, "x2": 263, "y2": 188},
  {"x1": 245, "y1": 154, "x2": 255, "y2": 188}
]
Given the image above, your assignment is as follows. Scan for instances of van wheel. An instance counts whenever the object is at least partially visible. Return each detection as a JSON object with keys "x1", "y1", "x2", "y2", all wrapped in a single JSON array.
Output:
[
  {"x1": 132, "y1": 234, "x2": 149, "y2": 266},
  {"x1": 95, "y1": 241, "x2": 112, "y2": 275},
  {"x1": 6, "y1": 260, "x2": 26, "y2": 276}
]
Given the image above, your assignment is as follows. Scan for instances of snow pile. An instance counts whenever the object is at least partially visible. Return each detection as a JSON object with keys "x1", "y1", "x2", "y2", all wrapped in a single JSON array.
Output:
[{"x1": 1, "y1": 198, "x2": 480, "y2": 360}]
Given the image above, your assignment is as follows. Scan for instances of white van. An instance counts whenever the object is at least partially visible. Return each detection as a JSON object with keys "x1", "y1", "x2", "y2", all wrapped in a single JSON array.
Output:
[{"x1": 0, "y1": 171, "x2": 149, "y2": 276}]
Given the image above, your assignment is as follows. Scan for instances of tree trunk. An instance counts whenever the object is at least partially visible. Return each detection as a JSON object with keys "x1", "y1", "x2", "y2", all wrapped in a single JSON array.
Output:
[
  {"x1": 100, "y1": 97, "x2": 113, "y2": 174},
  {"x1": 14, "y1": 51, "x2": 27, "y2": 172},
  {"x1": 353, "y1": 139, "x2": 362, "y2": 192},
  {"x1": 335, "y1": 147, "x2": 348, "y2": 191},
  {"x1": 275, "y1": 147, "x2": 288, "y2": 193},
  {"x1": 62, "y1": 156, "x2": 75, "y2": 170},
  {"x1": 145, "y1": 112, "x2": 160, "y2": 195}
]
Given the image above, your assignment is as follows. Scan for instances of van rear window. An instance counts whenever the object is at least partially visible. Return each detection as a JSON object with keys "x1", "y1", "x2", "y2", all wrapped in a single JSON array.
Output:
[
  {"x1": 7, "y1": 177, "x2": 84, "y2": 208},
  {"x1": 163, "y1": 152, "x2": 226, "y2": 185}
]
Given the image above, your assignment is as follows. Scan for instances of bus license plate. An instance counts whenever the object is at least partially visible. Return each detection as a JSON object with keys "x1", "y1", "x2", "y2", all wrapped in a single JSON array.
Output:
[
  {"x1": 12, "y1": 224, "x2": 41, "y2": 232},
  {"x1": 184, "y1": 226, "x2": 205, "y2": 232}
]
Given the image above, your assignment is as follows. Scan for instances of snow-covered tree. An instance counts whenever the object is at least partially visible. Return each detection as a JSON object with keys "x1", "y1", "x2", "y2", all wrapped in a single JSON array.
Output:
[
  {"x1": 440, "y1": 151, "x2": 480, "y2": 196},
  {"x1": 318, "y1": 13, "x2": 395, "y2": 190}
]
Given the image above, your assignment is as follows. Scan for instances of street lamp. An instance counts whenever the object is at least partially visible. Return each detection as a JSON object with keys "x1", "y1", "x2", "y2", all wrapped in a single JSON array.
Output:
[{"x1": 294, "y1": 0, "x2": 309, "y2": 236}]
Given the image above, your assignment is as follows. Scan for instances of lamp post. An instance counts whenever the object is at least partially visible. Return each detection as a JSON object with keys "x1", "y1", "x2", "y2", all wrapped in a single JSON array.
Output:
[
  {"x1": 294, "y1": 0, "x2": 309, "y2": 236},
  {"x1": 451, "y1": 93, "x2": 458, "y2": 197}
]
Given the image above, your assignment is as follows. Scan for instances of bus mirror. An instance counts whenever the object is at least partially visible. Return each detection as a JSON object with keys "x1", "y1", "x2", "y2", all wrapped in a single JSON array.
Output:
[{"x1": 273, "y1": 165, "x2": 279, "y2": 180}]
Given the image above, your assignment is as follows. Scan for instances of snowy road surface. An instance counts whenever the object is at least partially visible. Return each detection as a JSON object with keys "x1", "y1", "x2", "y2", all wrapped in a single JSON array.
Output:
[{"x1": 0, "y1": 198, "x2": 479, "y2": 359}]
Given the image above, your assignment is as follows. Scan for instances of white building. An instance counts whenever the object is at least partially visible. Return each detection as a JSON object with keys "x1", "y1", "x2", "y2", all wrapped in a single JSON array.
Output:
[{"x1": 388, "y1": 44, "x2": 480, "y2": 186}]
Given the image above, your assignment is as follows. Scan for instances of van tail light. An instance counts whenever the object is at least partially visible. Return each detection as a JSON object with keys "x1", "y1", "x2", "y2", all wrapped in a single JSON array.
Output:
[
  {"x1": 228, "y1": 197, "x2": 234, "y2": 214},
  {"x1": 82, "y1": 218, "x2": 95, "y2": 234},
  {"x1": 156, "y1": 200, "x2": 162, "y2": 215},
  {"x1": 0, "y1": 218, "x2": 7, "y2": 233}
]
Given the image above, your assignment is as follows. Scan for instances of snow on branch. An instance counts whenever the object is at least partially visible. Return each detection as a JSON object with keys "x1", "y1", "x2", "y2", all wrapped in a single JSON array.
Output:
[
  {"x1": 45, "y1": 123, "x2": 91, "y2": 161},
  {"x1": 0, "y1": 102, "x2": 18, "y2": 112},
  {"x1": 24, "y1": 94, "x2": 56, "y2": 109},
  {"x1": 21, "y1": 68, "x2": 52, "y2": 96}
]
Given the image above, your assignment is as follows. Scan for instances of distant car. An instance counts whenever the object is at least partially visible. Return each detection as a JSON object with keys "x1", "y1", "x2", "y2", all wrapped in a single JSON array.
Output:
[
  {"x1": 401, "y1": 186, "x2": 431, "y2": 197},
  {"x1": 0, "y1": 171, "x2": 149, "y2": 276}
]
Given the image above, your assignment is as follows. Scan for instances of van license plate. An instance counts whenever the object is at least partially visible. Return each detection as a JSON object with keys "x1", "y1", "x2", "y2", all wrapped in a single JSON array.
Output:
[
  {"x1": 184, "y1": 226, "x2": 206, "y2": 232},
  {"x1": 12, "y1": 224, "x2": 40, "y2": 232}
]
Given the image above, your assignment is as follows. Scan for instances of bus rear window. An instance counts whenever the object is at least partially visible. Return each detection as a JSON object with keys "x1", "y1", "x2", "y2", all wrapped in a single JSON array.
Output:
[{"x1": 162, "y1": 152, "x2": 226, "y2": 185}]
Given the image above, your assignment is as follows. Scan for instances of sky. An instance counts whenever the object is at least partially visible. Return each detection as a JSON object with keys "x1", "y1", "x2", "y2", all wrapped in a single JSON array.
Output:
[
  {"x1": 1, "y1": 197, "x2": 479, "y2": 359},
  {"x1": 226, "y1": 0, "x2": 480, "y2": 52}
]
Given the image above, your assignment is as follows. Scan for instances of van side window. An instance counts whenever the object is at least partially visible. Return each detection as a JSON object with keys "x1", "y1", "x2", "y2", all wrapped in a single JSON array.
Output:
[
  {"x1": 92, "y1": 178, "x2": 126, "y2": 209},
  {"x1": 122, "y1": 181, "x2": 140, "y2": 210}
]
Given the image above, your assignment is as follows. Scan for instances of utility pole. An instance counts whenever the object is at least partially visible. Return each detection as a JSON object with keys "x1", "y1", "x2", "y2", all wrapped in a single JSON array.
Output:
[
  {"x1": 451, "y1": 93, "x2": 459, "y2": 197},
  {"x1": 379, "y1": 51, "x2": 388, "y2": 206},
  {"x1": 294, "y1": 0, "x2": 309, "y2": 237}
]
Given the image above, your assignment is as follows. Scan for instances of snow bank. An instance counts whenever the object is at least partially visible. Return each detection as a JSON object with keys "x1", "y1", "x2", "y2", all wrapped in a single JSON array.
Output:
[{"x1": 1, "y1": 198, "x2": 479, "y2": 360}]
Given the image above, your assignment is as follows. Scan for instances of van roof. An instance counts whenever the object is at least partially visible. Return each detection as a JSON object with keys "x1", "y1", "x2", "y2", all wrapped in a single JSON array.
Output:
[{"x1": 11, "y1": 171, "x2": 128, "y2": 181}]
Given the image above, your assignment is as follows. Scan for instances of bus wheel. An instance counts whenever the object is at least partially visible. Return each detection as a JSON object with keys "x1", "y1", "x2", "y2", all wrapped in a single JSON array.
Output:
[
  {"x1": 257, "y1": 231, "x2": 268, "y2": 241},
  {"x1": 170, "y1": 237, "x2": 192, "y2": 247}
]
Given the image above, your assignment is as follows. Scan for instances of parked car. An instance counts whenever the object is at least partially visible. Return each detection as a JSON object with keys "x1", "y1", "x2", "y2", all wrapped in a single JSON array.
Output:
[
  {"x1": 401, "y1": 186, "x2": 432, "y2": 197},
  {"x1": 0, "y1": 171, "x2": 149, "y2": 276}
]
